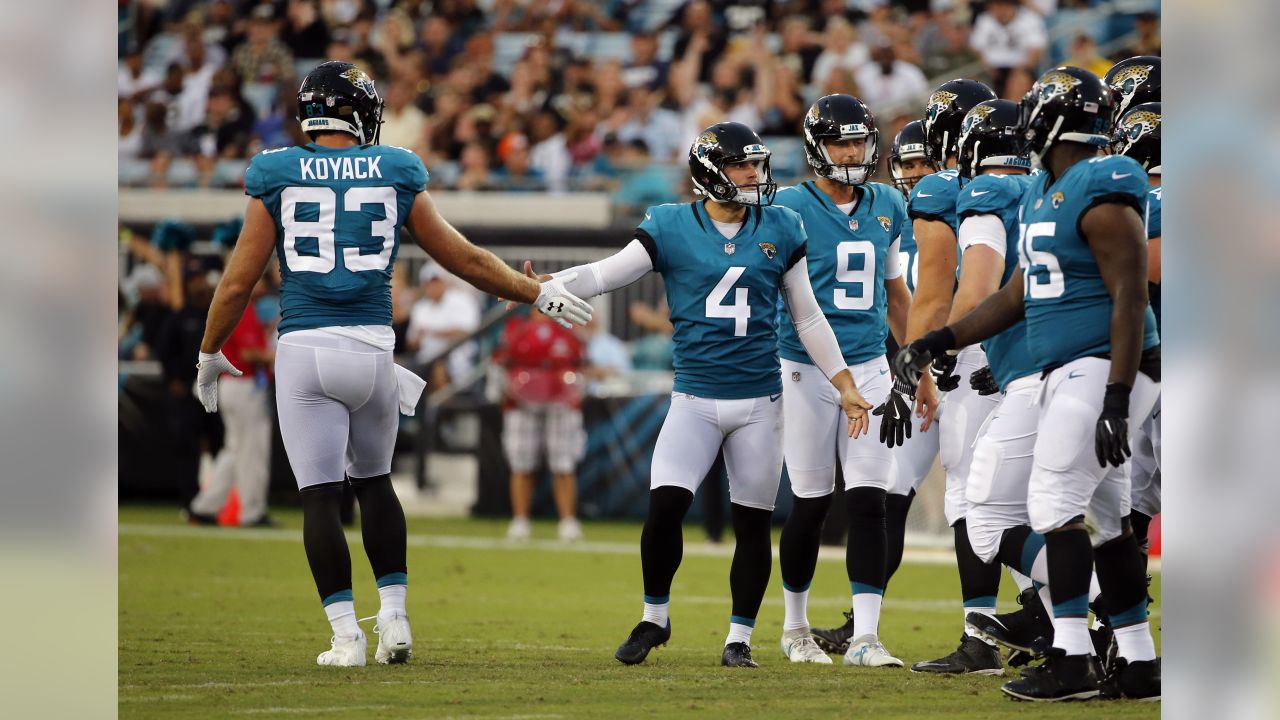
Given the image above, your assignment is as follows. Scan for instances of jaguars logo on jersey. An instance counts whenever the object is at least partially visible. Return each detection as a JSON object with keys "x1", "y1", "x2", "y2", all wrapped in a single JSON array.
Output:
[
  {"x1": 1118, "y1": 110, "x2": 1160, "y2": 142},
  {"x1": 1110, "y1": 64, "x2": 1154, "y2": 107},
  {"x1": 1037, "y1": 70, "x2": 1084, "y2": 101},
  {"x1": 1051, "y1": 191, "x2": 1066, "y2": 209},
  {"x1": 877, "y1": 216, "x2": 892, "y2": 232},
  {"x1": 340, "y1": 67, "x2": 377, "y2": 98},
  {"x1": 926, "y1": 90, "x2": 957, "y2": 123},
  {"x1": 758, "y1": 242, "x2": 777, "y2": 259}
]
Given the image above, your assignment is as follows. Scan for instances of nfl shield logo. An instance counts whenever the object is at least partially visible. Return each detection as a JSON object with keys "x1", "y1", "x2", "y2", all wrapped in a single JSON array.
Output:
[
  {"x1": 848, "y1": 219, "x2": 859, "y2": 231},
  {"x1": 792, "y1": 372, "x2": 801, "y2": 382},
  {"x1": 724, "y1": 243, "x2": 736, "y2": 255}
]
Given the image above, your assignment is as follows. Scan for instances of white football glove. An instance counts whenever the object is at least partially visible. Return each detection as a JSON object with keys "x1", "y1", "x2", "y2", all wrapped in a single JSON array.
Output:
[
  {"x1": 535, "y1": 272, "x2": 593, "y2": 329},
  {"x1": 195, "y1": 351, "x2": 242, "y2": 412}
]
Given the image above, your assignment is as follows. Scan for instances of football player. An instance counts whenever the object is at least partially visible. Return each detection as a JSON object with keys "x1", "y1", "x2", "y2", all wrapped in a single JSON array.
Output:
[
  {"x1": 895, "y1": 79, "x2": 1011, "y2": 676},
  {"x1": 194, "y1": 62, "x2": 592, "y2": 667},
  {"x1": 895, "y1": 66, "x2": 1161, "y2": 701},
  {"x1": 771, "y1": 96, "x2": 937, "y2": 667},
  {"x1": 1103, "y1": 56, "x2": 1160, "y2": 127},
  {"x1": 536, "y1": 122, "x2": 870, "y2": 668}
]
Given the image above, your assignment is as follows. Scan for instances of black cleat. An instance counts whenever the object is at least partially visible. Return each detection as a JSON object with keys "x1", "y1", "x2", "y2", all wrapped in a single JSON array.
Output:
[
  {"x1": 721, "y1": 642, "x2": 758, "y2": 668},
  {"x1": 965, "y1": 587, "x2": 1053, "y2": 656},
  {"x1": 810, "y1": 608, "x2": 856, "y2": 654},
  {"x1": 614, "y1": 620, "x2": 671, "y2": 665},
  {"x1": 910, "y1": 634, "x2": 1004, "y2": 675},
  {"x1": 1099, "y1": 657, "x2": 1160, "y2": 701},
  {"x1": 181, "y1": 507, "x2": 219, "y2": 526},
  {"x1": 1089, "y1": 624, "x2": 1117, "y2": 677},
  {"x1": 1001, "y1": 650, "x2": 1100, "y2": 702}
]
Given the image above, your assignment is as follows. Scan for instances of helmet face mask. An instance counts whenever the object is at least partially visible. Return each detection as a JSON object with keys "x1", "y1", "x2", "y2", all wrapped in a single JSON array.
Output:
[
  {"x1": 1111, "y1": 102, "x2": 1161, "y2": 174},
  {"x1": 689, "y1": 123, "x2": 777, "y2": 206},
  {"x1": 956, "y1": 100, "x2": 1030, "y2": 179},
  {"x1": 889, "y1": 119, "x2": 937, "y2": 194},
  {"x1": 1017, "y1": 66, "x2": 1114, "y2": 167},
  {"x1": 802, "y1": 95, "x2": 879, "y2": 186},
  {"x1": 297, "y1": 61, "x2": 385, "y2": 145}
]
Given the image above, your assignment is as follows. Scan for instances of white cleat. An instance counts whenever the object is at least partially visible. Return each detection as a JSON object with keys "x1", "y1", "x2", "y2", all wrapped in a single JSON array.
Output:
[
  {"x1": 781, "y1": 629, "x2": 834, "y2": 664},
  {"x1": 558, "y1": 517, "x2": 584, "y2": 542},
  {"x1": 316, "y1": 632, "x2": 366, "y2": 667},
  {"x1": 374, "y1": 613, "x2": 413, "y2": 664},
  {"x1": 507, "y1": 517, "x2": 531, "y2": 541},
  {"x1": 844, "y1": 634, "x2": 904, "y2": 668}
]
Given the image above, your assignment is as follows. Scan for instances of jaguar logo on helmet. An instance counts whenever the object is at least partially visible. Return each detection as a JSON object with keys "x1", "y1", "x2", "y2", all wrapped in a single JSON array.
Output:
[
  {"x1": 926, "y1": 90, "x2": 957, "y2": 123},
  {"x1": 1120, "y1": 110, "x2": 1160, "y2": 141},
  {"x1": 877, "y1": 216, "x2": 892, "y2": 232},
  {"x1": 1037, "y1": 71, "x2": 1083, "y2": 101},
  {"x1": 341, "y1": 67, "x2": 377, "y2": 98},
  {"x1": 1110, "y1": 64, "x2": 1153, "y2": 103},
  {"x1": 961, "y1": 103, "x2": 996, "y2": 136}
]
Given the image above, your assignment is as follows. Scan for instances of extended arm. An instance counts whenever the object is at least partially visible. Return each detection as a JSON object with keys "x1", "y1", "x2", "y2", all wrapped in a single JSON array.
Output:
[
  {"x1": 886, "y1": 275, "x2": 911, "y2": 346},
  {"x1": 904, "y1": 218, "x2": 957, "y2": 342},
  {"x1": 1082, "y1": 202, "x2": 1150, "y2": 388},
  {"x1": 550, "y1": 239, "x2": 654, "y2": 299},
  {"x1": 949, "y1": 214, "x2": 1007, "y2": 322},
  {"x1": 201, "y1": 198, "x2": 276, "y2": 354}
]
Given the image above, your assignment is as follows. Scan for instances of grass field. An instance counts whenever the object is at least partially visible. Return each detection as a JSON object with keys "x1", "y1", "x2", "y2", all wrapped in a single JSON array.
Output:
[{"x1": 120, "y1": 505, "x2": 1159, "y2": 719}]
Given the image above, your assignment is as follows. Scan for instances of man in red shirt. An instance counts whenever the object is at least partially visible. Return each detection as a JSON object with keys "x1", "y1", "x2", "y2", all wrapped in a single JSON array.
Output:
[
  {"x1": 494, "y1": 309, "x2": 587, "y2": 541},
  {"x1": 188, "y1": 279, "x2": 275, "y2": 526}
]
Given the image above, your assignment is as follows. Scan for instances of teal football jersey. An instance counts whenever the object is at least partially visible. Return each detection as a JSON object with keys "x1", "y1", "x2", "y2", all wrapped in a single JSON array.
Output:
[
  {"x1": 774, "y1": 181, "x2": 908, "y2": 365},
  {"x1": 244, "y1": 143, "x2": 428, "y2": 335},
  {"x1": 908, "y1": 169, "x2": 966, "y2": 231},
  {"x1": 1146, "y1": 184, "x2": 1162, "y2": 329},
  {"x1": 637, "y1": 201, "x2": 807, "y2": 399},
  {"x1": 1017, "y1": 154, "x2": 1159, "y2": 369},
  {"x1": 956, "y1": 172, "x2": 1037, "y2": 389}
]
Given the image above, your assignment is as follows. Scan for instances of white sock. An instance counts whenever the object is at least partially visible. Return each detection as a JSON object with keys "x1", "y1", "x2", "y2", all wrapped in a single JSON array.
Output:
[
  {"x1": 1009, "y1": 568, "x2": 1034, "y2": 593},
  {"x1": 642, "y1": 600, "x2": 669, "y2": 627},
  {"x1": 324, "y1": 600, "x2": 360, "y2": 640},
  {"x1": 1030, "y1": 547, "x2": 1049, "y2": 585},
  {"x1": 1051, "y1": 616, "x2": 1092, "y2": 655},
  {"x1": 1037, "y1": 585, "x2": 1056, "y2": 622},
  {"x1": 725, "y1": 621, "x2": 754, "y2": 646},
  {"x1": 782, "y1": 587, "x2": 810, "y2": 632},
  {"x1": 851, "y1": 593, "x2": 882, "y2": 640},
  {"x1": 1114, "y1": 622, "x2": 1157, "y2": 662},
  {"x1": 378, "y1": 583, "x2": 406, "y2": 621},
  {"x1": 964, "y1": 604, "x2": 998, "y2": 644},
  {"x1": 1089, "y1": 572, "x2": 1102, "y2": 603}
]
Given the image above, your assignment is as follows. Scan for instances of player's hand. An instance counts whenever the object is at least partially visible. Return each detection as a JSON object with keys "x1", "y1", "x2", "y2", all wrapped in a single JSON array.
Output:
[
  {"x1": 915, "y1": 371, "x2": 938, "y2": 432},
  {"x1": 931, "y1": 351, "x2": 961, "y2": 391},
  {"x1": 535, "y1": 270, "x2": 593, "y2": 329},
  {"x1": 1095, "y1": 383, "x2": 1132, "y2": 468},
  {"x1": 891, "y1": 345, "x2": 932, "y2": 394},
  {"x1": 506, "y1": 260, "x2": 554, "y2": 311},
  {"x1": 836, "y1": 378, "x2": 873, "y2": 439},
  {"x1": 969, "y1": 366, "x2": 1000, "y2": 396},
  {"x1": 872, "y1": 376, "x2": 915, "y2": 448},
  {"x1": 195, "y1": 351, "x2": 242, "y2": 413}
]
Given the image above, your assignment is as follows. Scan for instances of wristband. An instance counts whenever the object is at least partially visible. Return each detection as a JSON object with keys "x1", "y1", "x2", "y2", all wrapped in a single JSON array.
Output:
[{"x1": 1101, "y1": 382, "x2": 1131, "y2": 417}]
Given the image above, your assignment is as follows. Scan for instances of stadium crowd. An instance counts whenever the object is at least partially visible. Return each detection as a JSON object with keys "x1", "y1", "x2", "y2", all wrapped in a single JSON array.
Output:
[{"x1": 119, "y1": 0, "x2": 1159, "y2": 194}]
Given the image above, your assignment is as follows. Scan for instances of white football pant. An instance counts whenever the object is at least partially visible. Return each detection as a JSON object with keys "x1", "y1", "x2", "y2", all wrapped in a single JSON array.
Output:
[
  {"x1": 939, "y1": 345, "x2": 1002, "y2": 525},
  {"x1": 964, "y1": 373, "x2": 1040, "y2": 563}
]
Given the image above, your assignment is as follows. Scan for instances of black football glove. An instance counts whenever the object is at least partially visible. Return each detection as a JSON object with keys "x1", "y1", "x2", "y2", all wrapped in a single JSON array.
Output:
[
  {"x1": 931, "y1": 351, "x2": 961, "y2": 391},
  {"x1": 969, "y1": 366, "x2": 1000, "y2": 396},
  {"x1": 1095, "y1": 383, "x2": 1132, "y2": 468},
  {"x1": 891, "y1": 327, "x2": 957, "y2": 394},
  {"x1": 873, "y1": 376, "x2": 915, "y2": 448}
]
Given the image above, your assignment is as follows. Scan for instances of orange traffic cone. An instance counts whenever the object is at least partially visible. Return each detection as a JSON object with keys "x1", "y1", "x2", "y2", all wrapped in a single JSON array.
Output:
[{"x1": 218, "y1": 488, "x2": 241, "y2": 526}]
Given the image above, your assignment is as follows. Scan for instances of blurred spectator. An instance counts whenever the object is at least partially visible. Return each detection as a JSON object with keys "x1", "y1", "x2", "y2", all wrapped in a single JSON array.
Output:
[
  {"x1": 760, "y1": 62, "x2": 808, "y2": 135},
  {"x1": 916, "y1": 9, "x2": 980, "y2": 79},
  {"x1": 455, "y1": 141, "x2": 497, "y2": 191},
  {"x1": 854, "y1": 41, "x2": 929, "y2": 115},
  {"x1": 970, "y1": 0, "x2": 1047, "y2": 98},
  {"x1": 579, "y1": 312, "x2": 632, "y2": 390},
  {"x1": 119, "y1": 97, "x2": 144, "y2": 162},
  {"x1": 775, "y1": 16, "x2": 821, "y2": 88},
  {"x1": 670, "y1": 0, "x2": 729, "y2": 84},
  {"x1": 186, "y1": 277, "x2": 276, "y2": 527},
  {"x1": 231, "y1": 5, "x2": 296, "y2": 89},
  {"x1": 139, "y1": 101, "x2": 197, "y2": 187},
  {"x1": 151, "y1": 62, "x2": 208, "y2": 134},
  {"x1": 611, "y1": 140, "x2": 680, "y2": 214},
  {"x1": 810, "y1": 16, "x2": 869, "y2": 100},
  {"x1": 621, "y1": 31, "x2": 668, "y2": 90},
  {"x1": 282, "y1": 0, "x2": 331, "y2": 61},
  {"x1": 250, "y1": 90, "x2": 306, "y2": 154},
  {"x1": 193, "y1": 87, "x2": 256, "y2": 177},
  {"x1": 528, "y1": 110, "x2": 572, "y2": 193},
  {"x1": 1121, "y1": 11, "x2": 1161, "y2": 58},
  {"x1": 379, "y1": 76, "x2": 429, "y2": 155},
  {"x1": 493, "y1": 134, "x2": 548, "y2": 192},
  {"x1": 119, "y1": 50, "x2": 162, "y2": 99},
  {"x1": 494, "y1": 310, "x2": 587, "y2": 542},
  {"x1": 628, "y1": 299, "x2": 675, "y2": 371},
  {"x1": 419, "y1": 15, "x2": 463, "y2": 77},
  {"x1": 406, "y1": 263, "x2": 482, "y2": 389},
  {"x1": 1065, "y1": 32, "x2": 1113, "y2": 79},
  {"x1": 613, "y1": 86, "x2": 684, "y2": 163},
  {"x1": 121, "y1": 262, "x2": 171, "y2": 360}
]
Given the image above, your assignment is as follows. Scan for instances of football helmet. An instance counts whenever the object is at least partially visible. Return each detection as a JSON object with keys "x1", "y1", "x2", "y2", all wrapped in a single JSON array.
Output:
[
  {"x1": 956, "y1": 99, "x2": 1030, "y2": 179},
  {"x1": 802, "y1": 94, "x2": 879, "y2": 185},
  {"x1": 1104, "y1": 56, "x2": 1160, "y2": 125},
  {"x1": 688, "y1": 121, "x2": 777, "y2": 206},
  {"x1": 888, "y1": 120, "x2": 937, "y2": 194},
  {"x1": 296, "y1": 61, "x2": 384, "y2": 144},
  {"x1": 1017, "y1": 66, "x2": 1114, "y2": 165},
  {"x1": 1111, "y1": 102, "x2": 1161, "y2": 174},
  {"x1": 922, "y1": 79, "x2": 996, "y2": 164}
]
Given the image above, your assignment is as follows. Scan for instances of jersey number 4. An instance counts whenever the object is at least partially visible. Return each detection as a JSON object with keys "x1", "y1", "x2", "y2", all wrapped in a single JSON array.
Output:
[
  {"x1": 280, "y1": 186, "x2": 397, "y2": 273},
  {"x1": 706, "y1": 267, "x2": 751, "y2": 337}
]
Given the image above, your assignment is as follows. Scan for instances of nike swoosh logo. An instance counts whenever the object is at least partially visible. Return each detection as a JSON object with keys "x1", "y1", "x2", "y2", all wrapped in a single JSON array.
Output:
[
  {"x1": 1112, "y1": 172, "x2": 1132, "y2": 180},
  {"x1": 970, "y1": 190, "x2": 990, "y2": 196},
  {"x1": 879, "y1": 369, "x2": 888, "y2": 375},
  {"x1": 1066, "y1": 371, "x2": 1084, "y2": 379},
  {"x1": 770, "y1": 393, "x2": 781, "y2": 402},
  {"x1": 916, "y1": 192, "x2": 932, "y2": 197},
  {"x1": 644, "y1": 212, "x2": 652, "y2": 221}
]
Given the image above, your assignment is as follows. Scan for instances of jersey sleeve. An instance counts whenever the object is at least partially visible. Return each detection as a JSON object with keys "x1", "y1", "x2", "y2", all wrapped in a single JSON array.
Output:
[
  {"x1": 1145, "y1": 188, "x2": 1162, "y2": 239},
  {"x1": 635, "y1": 206, "x2": 665, "y2": 272},
  {"x1": 393, "y1": 148, "x2": 429, "y2": 194},
  {"x1": 1083, "y1": 155, "x2": 1149, "y2": 216},
  {"x1": 956, "y1": 174, "x2": 1022, "y2": 219},
  {"x1": 243, "y1": 152, "x2": 271, "y2": 198},
  {"x1": 907, "y1": 172, "x2": 959, "y2": 223},
  {"x1": 779, "y1": 205, "x2": 808, "y2": 271}
]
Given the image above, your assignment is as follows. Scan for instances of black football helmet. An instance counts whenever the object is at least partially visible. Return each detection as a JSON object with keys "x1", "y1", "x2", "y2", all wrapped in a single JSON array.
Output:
[
  {"x1": 888, "y1": 120, "x2": 937, "y2": 194},
  {"x1": 1017, "y1": 66, "x2": 1114, "y2": 164},
  {"x1": 956, "y1": 100, "x2": 1030, "y2": 179},
  {"x1": 802, "y1": 94, "x2": 879, "y2": 185},
  {"x1": 922, "y1": 79, "x2": 996, "y2": 164},
  {"x1": 1104, "y1": 56, "x2": 1160, "y2": 125},
  {"x1": 1112, "y1": 102, "x2": 1161, "y2": 174},
  {"x1": 296, "y1": 61, "x2": 384, "y2": 144},
  {"x1": 688, "y1": 122, "x2": 776, "y2": 206}
]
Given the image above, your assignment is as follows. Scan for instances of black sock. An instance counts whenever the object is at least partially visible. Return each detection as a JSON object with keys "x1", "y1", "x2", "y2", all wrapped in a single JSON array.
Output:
[
  {"x1": 994, "y1": 524, "x2": 1039, "y2": 577},
  {"x1": 1045, "y1": 525, "x2": 1093, "y2": 619},
  {"x1": 884, "y1": 490, "x2": 915, "y2": 586},
  {"x1": 1094, "y1": 530, "x2": 1150, "y2": 628},
  {"x1": 300, "y1": 481, "x2": 352, "y2": 603},
  {"x1": 953, "y1": 518, "x2": 1001, "y2": 609},
  {"x1": 1129, "y1": 511, "x2": 1153, "y2": 576},
  {"x1": 350, "y1": 473, "x2": 407, "y2": 583},
  {"x1": 845, "y1": 487, "x2": 888, "y2": 593},
  {"x1": 640, "y1": 486, "x2": 694, "y2": 602},
  {"x1": 729, "y1": 502, "x2": 773, "y2": 622},
  {"x1": 779, "y1": 493, "x2": 833, "y2": 592}
]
